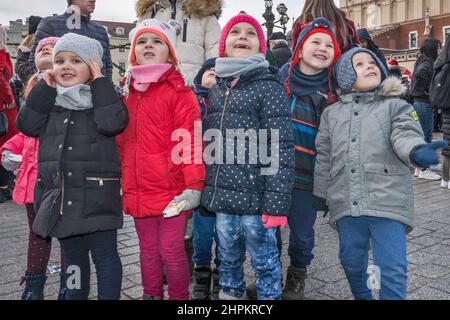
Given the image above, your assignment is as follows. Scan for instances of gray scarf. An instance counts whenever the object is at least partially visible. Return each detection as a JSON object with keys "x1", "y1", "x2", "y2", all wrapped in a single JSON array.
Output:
[
  {"x1": 55, "y1": 84, "x2": 93, "y2": 111},
  {"x1": 215, "y1": 53, "x2": 269, "y2": 78}
]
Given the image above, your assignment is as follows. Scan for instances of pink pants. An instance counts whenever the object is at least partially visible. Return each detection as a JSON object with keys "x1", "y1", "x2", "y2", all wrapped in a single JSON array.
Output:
[{"x1": 134, "y1": 214, "x2": 189, "y2": 300}]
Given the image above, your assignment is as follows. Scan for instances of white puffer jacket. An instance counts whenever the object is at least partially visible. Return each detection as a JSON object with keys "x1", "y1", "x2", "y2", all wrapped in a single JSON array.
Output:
[{"x1": 136, "y1": 0, "x2": 222, "y2": 82}]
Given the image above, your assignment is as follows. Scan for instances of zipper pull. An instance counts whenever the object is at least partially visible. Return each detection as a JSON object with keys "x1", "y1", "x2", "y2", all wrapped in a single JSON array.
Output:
[{"x1": 99, "y1": 179, "x2": 104, "y2": 187}]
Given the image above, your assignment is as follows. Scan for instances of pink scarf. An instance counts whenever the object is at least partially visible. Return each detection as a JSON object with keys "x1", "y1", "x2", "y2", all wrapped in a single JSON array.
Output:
[{"x1": 130, "y1": 63, "x2": 172, "y2": 92}]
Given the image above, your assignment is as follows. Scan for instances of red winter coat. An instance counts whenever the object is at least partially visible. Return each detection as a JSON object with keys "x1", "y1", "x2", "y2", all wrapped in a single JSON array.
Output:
[
  {"x1": 0, "y1": 133, "x2": 38, "y2": 204},
  {"x1": 0, "y1": 49, "x2": 18, "y2": 147},
  {"x1": 116, "y1": 67, "x2": 205, "y2": 218}
]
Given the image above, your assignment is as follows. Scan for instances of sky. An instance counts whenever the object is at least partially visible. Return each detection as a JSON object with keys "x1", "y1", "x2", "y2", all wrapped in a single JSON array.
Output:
[{"x1": 0, "y1": 0, "x2": 340, "y2": 28}]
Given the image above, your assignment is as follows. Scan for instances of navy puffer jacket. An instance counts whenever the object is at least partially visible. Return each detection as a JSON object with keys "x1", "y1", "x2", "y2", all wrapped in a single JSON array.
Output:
[
  {"x1": 200, "y1": 66, "x2": 295, "y2": 217},
  {"x1": 29, "y1": 12, "x2": 112, "y2": 79}
]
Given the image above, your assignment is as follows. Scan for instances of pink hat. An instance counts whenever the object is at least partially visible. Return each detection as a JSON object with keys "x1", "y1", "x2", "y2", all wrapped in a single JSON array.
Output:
[
  {"x1": 35, "y1": 37, "x2": 59, "y2": 54},
  {"x1": 219, "y1": 13, "x2": 267, "y2": 58}
]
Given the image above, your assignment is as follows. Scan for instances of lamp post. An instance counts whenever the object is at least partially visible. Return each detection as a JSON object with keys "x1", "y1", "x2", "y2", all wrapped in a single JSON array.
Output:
[
  {"x1": 262, "y1": 1, "x2": 290, "y2": 37},
  {"x1": 262, "y1": 0, "x2": 275, "y2": 38}
]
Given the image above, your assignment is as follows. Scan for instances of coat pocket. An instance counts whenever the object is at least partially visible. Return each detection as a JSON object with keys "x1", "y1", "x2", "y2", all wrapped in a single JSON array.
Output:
[
  {"x1": 326, "y1": 164, "x2": 348, "y2": 211},
  {"x1": 83, "y1": 173, "x2": 122, "y2": 218},
  {"x1": 363, "y1": 163, "x2": 411, "y2": 209}
]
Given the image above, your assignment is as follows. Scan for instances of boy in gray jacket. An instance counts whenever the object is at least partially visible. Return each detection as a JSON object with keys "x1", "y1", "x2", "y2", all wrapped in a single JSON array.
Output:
[{"x1": 313, "y1": 47, "x2": 447, "y2": 300}]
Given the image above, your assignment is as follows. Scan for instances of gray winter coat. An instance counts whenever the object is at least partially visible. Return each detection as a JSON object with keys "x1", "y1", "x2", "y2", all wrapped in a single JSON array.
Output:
[{"x1": 313, "y1": 77, "x2": 426, "y2": 231}]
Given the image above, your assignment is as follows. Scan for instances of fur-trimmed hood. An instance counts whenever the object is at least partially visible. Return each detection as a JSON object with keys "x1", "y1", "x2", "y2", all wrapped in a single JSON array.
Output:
[
  {"x1": 340, "y1": 76, "x2": 407, "y2": 103},
  {"x1": 136, "y1": 0, "x2": 223, "y2": 19},
  {"x1": 380, "y1": 76, "x2": 407, "y2": 97}
]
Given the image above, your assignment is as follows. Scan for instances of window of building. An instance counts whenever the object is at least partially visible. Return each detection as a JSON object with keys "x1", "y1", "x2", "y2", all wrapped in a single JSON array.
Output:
[
  {"x1": 409, "y1": 31, "x2": 418, "y2": 49},
  {"x1": 116, "y1": 27, "x2": 125, "y2": 36},
  {"x1": 444, "y1": 26, "x2": 450, "y2": 43}
]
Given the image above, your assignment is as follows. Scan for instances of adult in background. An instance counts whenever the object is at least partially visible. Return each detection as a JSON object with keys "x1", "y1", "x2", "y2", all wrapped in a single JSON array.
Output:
[
  {"x1": 387, "y1": 58, "x2": 412, "y2": 104},
  {"x1": 434, "y1": 37, "x2": 450, "y2": 189},
  {"x1": 411, "y1": 38, "x2": 442, "y2": 180},
  {"x1": 291, "y1": 0, "x2": 359, "y2": 54},
  {"x1": 268, "y1": 32, "x2": 291, "y2": 69},
  {"x1": 15, "y1": 15, "x2": 42, "y2": 84},
  {"x1": 0, "y1": 26, "x2": 18, "y2": 203},
  {"x1": 135, "y1": 0, "x2": 222, "y2": 82},
  {"x1": 357, "y1": 28, "x2": 388, "y2": 72},
  {"x1": 29, "y1": 0, "x2": 112, "y2": 79}
]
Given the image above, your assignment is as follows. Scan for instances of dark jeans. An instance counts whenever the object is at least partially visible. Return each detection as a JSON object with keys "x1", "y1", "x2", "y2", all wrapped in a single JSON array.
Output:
[
  {"x1": 277, "y1": 189, "x2": 317, "y2": 269},
  {"x1": 192, "y1": 210, "x2": 219, "y2": 268},
  {"x1": 414, "y1": 102, "x2": 433, "y2": 143},
  {"x1": 59, "y1": 229, "x2": 122, "y2": 300},
  {"x1": 0, "y1": 166, "x2": 9, "y2": 186}
]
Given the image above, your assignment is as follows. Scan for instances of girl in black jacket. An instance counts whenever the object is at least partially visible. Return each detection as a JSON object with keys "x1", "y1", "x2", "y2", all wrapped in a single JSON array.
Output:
[{"x1": 16, "y1": 33, "x2": 128, "y2": 300}]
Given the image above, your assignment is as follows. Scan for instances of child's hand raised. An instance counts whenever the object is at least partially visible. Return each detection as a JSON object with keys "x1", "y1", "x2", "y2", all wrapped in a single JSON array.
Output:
[
  {"x1": 89, "y1": 59, "x2": 104, "y2": 81},
  {"x1": 43, "y1": 70, "x2": 56, "y2": 88}
]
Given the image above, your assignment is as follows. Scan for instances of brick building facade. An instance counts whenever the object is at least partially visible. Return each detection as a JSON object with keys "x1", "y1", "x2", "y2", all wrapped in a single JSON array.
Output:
[{"x1": 340, "y1": 0, "x2": 450, "y2": 70}]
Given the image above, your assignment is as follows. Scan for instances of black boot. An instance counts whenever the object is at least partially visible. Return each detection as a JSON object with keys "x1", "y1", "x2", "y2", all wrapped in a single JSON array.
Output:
[
  {"x1": 211, "y1": 268, "x2": 220, "y2": 300},
  {"x1": 57, "y1": 271, "x2": 67, "y2": 300},
  {"x1": 282, "y1": 266, "x2": 307, "y2": 300},
  {"x1": 20, "y1": 272, "x2": 47, "y2": 300},
  {"x1": 191, "y1": 266, "x2": 212, "y2": 300}
]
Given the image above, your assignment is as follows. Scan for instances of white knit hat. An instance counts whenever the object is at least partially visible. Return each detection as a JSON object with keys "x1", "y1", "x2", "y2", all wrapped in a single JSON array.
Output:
[{"x1": 128, "y1": 19, "x2": 181, "y2": 67}]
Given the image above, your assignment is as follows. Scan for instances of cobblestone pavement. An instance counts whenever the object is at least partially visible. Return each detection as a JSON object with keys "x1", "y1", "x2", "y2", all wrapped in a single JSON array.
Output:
[{"x1": 1, "y1": 176, "x2": 450, "y2": 300}]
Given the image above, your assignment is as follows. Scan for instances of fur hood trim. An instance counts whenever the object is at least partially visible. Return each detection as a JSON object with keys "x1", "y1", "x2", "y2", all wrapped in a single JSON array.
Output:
[{"x1": 381, "y1": 76, "x2": 407, "y2": 97}]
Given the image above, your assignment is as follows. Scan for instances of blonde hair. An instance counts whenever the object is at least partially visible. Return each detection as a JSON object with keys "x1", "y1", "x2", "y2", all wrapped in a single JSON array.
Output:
[
  {"x1": 298, "y1": 0, "x2": 349, "y2": 50},
  {"x1": 23, "y1": 72, "x2": 39, "y2": 99},
  {"x1": 0, "y1": 26, "x2": 7, "y2": 50},
  {"x1": 18, "y1": 34, "x2": 35, "y2": 51}
]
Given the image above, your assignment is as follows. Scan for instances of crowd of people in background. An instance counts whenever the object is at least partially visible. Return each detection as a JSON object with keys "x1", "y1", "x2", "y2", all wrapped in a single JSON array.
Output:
[{"x1": 1, "y1": 0, "x2": 450, "y2": 301}]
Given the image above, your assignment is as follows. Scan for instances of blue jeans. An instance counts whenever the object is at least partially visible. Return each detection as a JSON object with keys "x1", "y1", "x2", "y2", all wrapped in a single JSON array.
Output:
[
  {"x1": 286, "y1": 189, "x2": 317, "y2": 269},
  {"x1": 59, "y1": 230, "x2": 123, "y2": 300},
  {"x1": 216, "y1": 213, "x2": 282, "y2": 300},
  {"x1": 414, "y1": 101, "x2": 433, "y2": 143},
  {"x1": 336, "y1": 216, "x2": 408, "y2": 300},
  {"x1": 192, "y1": 210, "x2": 219, "y2": 268}
]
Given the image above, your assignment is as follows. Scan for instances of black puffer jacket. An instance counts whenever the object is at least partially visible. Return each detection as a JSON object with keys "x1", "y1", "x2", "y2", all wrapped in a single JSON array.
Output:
[
  {"x1": 16, "y1": 78, "x2": 128, "y2": 238},
  {"x1": 29, "y1": 12, "x2": 113, "y2": 79},
  {"x1": 200, "y1": 66, "x2": 295, "y2": 217},
  {"x1": 411, "y1": 57, "x2": 434, "y2": 103}
]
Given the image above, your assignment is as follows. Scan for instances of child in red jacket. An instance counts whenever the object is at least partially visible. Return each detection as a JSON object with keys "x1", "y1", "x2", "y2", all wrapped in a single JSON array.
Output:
[{"x1": 116, "y1": 19, "x2": 205, "y2": 300}]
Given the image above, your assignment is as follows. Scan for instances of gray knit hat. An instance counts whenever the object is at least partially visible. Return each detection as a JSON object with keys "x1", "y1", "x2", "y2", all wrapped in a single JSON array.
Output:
[
  {"x1": 53, "y1": 33, "x2": 103, "y2": 68},
  {"x1": 334, "y1": 47, "x2": 388, "y2": 94}
]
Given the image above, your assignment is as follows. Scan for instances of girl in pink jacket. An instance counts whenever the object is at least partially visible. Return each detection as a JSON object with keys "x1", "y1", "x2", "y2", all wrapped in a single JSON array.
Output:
[{"x1": 0, "y1": 37, "x2": 66, "y2": 300}]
